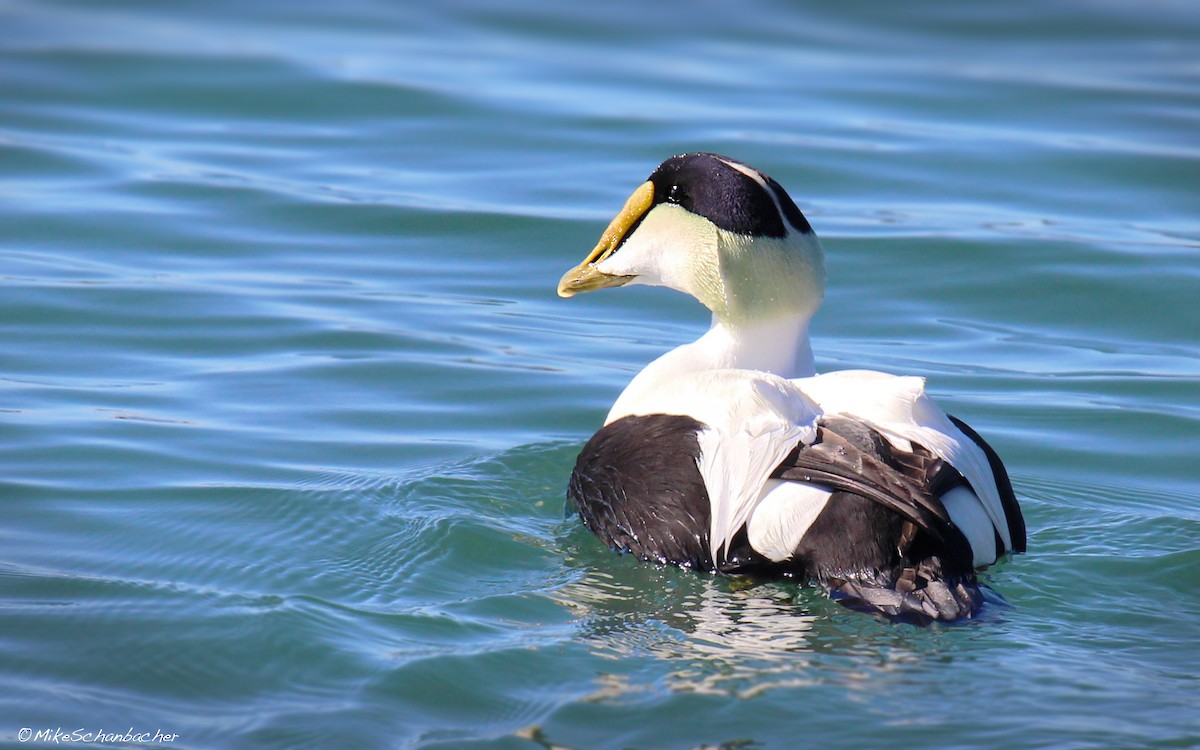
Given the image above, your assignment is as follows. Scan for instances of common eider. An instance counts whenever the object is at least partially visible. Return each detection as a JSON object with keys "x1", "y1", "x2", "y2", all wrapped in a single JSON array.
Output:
[{"x1": 558, "y1": 152, "x2": 1025, "y2": 623}]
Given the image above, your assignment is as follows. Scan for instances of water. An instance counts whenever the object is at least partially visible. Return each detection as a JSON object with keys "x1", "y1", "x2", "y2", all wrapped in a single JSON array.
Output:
[{"x1": 2, "y1": 1, "x2": 1198, "y2": 747}]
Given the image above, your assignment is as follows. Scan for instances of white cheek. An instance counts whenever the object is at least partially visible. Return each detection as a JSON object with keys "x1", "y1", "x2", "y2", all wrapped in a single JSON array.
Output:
[
  {"x1": 596, "y1": 232, "x2": 665, "y2": 286},
  {"x1": 595, "y1": 205, "x2": 716, "y2": 293}
]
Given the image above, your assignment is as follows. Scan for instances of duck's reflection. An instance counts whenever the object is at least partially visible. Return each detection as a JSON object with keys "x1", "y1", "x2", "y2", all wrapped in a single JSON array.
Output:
[{"x1": 549, "y1": 561, "x2": 827, "y2": 696}]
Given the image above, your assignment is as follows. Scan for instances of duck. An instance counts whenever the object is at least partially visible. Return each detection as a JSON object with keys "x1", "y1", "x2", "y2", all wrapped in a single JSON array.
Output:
[{"x1": 557, "y1": 152, "x2": 1025, "y2": 623}]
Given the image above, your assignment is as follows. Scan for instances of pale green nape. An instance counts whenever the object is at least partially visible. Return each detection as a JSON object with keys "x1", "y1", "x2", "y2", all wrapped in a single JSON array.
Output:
[{"x1": 716, "y1": 231, "x2": 827, "y2": 324}]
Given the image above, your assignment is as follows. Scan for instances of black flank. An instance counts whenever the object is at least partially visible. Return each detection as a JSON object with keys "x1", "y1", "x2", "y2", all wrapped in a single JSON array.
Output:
[{"x1": 567, "y1": 414, "x2": 714, "y2": 570}]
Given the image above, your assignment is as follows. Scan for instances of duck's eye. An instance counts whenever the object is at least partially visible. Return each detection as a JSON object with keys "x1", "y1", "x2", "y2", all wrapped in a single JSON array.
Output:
[{"x1": 667, "y1": 184, "x2": 686, "y2": 204}]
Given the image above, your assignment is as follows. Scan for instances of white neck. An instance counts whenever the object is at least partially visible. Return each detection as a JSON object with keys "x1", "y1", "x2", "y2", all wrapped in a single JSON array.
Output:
[{"x1": 606, "y1": 311, "x2": 815, "y2": 424}]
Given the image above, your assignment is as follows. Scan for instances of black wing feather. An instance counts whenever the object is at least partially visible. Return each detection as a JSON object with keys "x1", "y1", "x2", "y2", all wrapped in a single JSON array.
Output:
[{"x1": 771, "y1": 417, "x2": 975, "y2": 570}]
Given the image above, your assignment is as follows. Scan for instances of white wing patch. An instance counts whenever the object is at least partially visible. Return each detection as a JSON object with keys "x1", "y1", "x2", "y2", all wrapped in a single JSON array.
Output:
[
  {"x1": 940, "y1": 485, "x2": 997, "y2": 567},
  {"x1": 746, "y1": 479, "x2": 833, "y2": 562},
  {"x1": 608, "y1": 369, "x2": 821, "y2": 566}
]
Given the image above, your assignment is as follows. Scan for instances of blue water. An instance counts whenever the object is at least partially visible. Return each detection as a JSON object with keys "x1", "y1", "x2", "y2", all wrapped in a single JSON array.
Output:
[{"x1": 2, "y1": 1, "x2": 1199, "y2": 748}]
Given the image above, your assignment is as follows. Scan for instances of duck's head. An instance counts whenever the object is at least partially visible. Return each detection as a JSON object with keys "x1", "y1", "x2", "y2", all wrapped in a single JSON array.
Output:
[{"x1": 557, "y1": 152, "x2": 826, "y2": 324}]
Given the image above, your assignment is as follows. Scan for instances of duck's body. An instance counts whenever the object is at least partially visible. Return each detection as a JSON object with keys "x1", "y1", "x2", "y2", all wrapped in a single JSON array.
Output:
[{"x1": 558, "y1": 153, "x2": 1025, "y2": 622}]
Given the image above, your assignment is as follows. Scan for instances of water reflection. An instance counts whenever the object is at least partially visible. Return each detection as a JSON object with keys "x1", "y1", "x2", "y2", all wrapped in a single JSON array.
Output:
[
  {"x1": 547, "y1": 531, "x2": 995, "y2": 704},
  {"x1": 549, "y1": 563, "x2": 823, "y2": 697}
]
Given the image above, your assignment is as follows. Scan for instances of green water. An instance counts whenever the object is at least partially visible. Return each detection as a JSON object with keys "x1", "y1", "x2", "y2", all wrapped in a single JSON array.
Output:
[{"x1": 2, "y1": 1, "x2": 1198, "y2": 748}]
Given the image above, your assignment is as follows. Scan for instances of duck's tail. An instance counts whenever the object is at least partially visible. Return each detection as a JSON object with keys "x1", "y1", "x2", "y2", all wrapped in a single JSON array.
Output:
[{"x1": 825, "y1": 557, "x2": 983, "y2": 625}]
